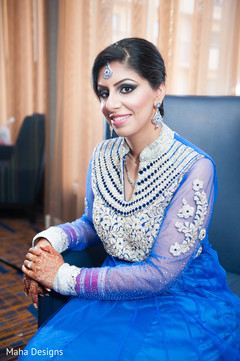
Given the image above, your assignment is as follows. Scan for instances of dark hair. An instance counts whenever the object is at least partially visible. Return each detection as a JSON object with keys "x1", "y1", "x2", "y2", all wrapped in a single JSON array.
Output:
[{"x1": 91, "y1": 38, "x2": 166, "y2": 115}]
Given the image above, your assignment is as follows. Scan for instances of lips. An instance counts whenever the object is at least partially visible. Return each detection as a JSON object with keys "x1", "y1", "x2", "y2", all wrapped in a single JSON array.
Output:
[{"x1": 110, "y1": 114, "x2": 131, "y2": 127}]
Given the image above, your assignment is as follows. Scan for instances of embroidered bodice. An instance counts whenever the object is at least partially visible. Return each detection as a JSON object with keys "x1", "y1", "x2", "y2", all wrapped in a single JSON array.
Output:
[
  {"x1": 91, "y1": 124, "x2": 202, "y2": 262},
  {"x1": 34, "y1": 125, "x2": 217, "y2": 301}
]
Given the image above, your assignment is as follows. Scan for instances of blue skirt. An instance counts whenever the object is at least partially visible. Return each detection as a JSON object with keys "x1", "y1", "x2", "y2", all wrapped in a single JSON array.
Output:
[{"x1": 19, "y1": 245, "x2": 240, "y2": 361}]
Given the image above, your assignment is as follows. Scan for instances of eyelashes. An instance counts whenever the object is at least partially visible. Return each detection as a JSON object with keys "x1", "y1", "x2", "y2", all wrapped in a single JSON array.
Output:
[
  {"x1": 120, "y1": 84, "x2": 137, "y2": 94},
  {"x1": 97, "y1": 84, "x2": 137, "y2": 99},
  {"x1": 97, "y1": 89, "x2": 109, "y2": 99}
]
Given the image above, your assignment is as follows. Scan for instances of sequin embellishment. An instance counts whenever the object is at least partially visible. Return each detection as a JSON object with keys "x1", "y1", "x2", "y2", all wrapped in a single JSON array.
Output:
[
  {"x1": 92, "y1": 124, "x2": 203, "y2": 262},
  {"x1": 169, "y1": 178, "x2": 208, "y2": 256}
]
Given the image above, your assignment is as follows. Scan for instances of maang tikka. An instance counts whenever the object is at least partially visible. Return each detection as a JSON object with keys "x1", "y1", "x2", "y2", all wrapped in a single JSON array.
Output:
[
  {"x1": 152, "y1": 102, "x2": 163, "y2": 130},
  {"x1": 103, "y1": 63, "x2": 113, "y2": 79}
]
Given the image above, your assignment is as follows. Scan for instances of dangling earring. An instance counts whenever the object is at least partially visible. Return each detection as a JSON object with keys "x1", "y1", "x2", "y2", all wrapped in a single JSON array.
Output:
[
  {"x1": 109, "y1": 124, "x2": 113, "y2": 138},
  {"x1": 152, "y1": 102, "x2": 163, "y2": 130}
]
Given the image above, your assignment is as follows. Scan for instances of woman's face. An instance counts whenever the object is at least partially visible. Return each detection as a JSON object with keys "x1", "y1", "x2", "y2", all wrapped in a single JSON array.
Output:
[{"x1": 97, "y1": 61, "x2": 165, "y2": 140}]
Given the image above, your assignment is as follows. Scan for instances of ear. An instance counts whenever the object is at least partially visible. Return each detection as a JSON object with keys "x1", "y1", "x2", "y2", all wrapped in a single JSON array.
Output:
[{"x1": 154, "y1": 83, "x2": 165, "y2": 106}]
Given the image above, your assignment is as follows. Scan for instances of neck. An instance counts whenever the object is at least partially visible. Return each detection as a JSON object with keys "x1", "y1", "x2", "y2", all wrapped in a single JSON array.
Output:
[{"x1": 125, "y1": 125, "x2": 162, "y2": 160}]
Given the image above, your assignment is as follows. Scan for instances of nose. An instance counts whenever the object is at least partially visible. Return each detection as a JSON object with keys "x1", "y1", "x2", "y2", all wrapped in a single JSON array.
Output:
[{"x1": 105, "y1": 91, "x2": 121, "y2": 112}]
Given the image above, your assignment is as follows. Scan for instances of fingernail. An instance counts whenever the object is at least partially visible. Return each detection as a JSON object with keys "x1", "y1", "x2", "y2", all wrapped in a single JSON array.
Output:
[
  {"x1": 33, "y1": 303, "x2": 38, "y2": 309},
  {"x1": 46, "y1": 288, "x2": 51, "y2": 292},
  {"x1": 39, "y1": 294, "x2": 44, "y2": 297},
  {"x1": 24, "y1": 292, "x2": 28, "y2": 296},
  {"x1": 45, "y1": 294, "x2": 50, "y2": 297}
]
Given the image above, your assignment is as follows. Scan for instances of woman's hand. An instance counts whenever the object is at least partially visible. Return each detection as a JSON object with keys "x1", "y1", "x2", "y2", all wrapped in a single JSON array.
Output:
[
  {"x1": 22, "y1": 244, "x2": 64, "y2": 290},
  {"x1": 22, "y1": 238, "x2": 52, "y2": 304},
  {"x1": 23, "y1": 274, "x2": 50, "y2": 308}
]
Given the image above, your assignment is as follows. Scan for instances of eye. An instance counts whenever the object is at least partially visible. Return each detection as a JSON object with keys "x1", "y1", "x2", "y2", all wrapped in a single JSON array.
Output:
[
  {"x1": 97, "y1": 89, "x2": 109, "y2": 99},
  {"x1": 120, "y1": 84, "x2": 137, "y2": 94}
]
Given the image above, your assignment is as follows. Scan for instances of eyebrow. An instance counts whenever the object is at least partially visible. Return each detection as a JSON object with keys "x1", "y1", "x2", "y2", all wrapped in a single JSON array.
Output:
[{"x1": 97, "y1": 78, "x2": 137, "y2": 88}]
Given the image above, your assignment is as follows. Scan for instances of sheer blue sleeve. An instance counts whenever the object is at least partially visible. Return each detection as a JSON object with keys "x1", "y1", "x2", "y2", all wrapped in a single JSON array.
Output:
[
  {"x1": 53, "y1": 157, "x2": 217, "y2": 300},
  {"x1": 33, "y1": 158, "x2": 101, "y2": 253}
]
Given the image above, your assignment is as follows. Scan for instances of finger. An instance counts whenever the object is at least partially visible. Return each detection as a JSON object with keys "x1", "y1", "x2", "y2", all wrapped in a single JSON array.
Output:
[
  {"x1": 28, "y1": 246, "x2": 42, "y2": 256},
  {"x1": 25, "y1": 275, "x2": 32, "y2": 292},
  {"x1": 25, "y1": 252, "x2": 37, "y2": 262},
  {"x1": 22, "y1": 264, "x2": 35, "y2": 279},
  {"x1": 39, "y1": 244, "x2": 54, "y2": 254},
  {"x1": 22, "y1": 275, "x2": 29, "y2": 296},
  {"x1": 38, "y1": 284, "x2": 50, "y2": 297},
  {"x1": 23, "y1": 259, "x2": 34, "y2": 271},
  {"x1": 37, "y1": 284, "x2": 46, "y2": 297},
  {"x1": 40, "y1": 245, "x2": 61, "y2": 260},
  {"x1": 29, "y1": 280, "x2": 39, "y2": 308}
]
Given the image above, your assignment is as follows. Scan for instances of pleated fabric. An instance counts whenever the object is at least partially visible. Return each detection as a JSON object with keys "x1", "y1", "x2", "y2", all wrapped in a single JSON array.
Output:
[{"x1": 19, "y1": 243, "x2": 240, "y2": 361}]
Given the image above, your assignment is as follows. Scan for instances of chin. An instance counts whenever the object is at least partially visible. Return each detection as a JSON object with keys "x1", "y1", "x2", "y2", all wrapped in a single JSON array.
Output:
[{"x1": 113, "y1": 128, "x2": 132, "y2": 138}]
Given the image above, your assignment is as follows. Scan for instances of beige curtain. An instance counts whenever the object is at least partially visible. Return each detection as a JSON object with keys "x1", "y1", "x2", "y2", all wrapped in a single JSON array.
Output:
[
  {"x1": 46, "y1": 0, "x2": 240, "y2": 226},
  {"x1": 158, "y1": 0, "x2": 240, "y2": 95},
  {"x1": 0, "y1": 0, "x2": 48, "y2": 140},
  {"x1": 47, "y1": 0, "x2": 163, "y2": 225},
  {"x1": 2, "y1": 0, "x2": 238, "y2": 225},
  {"x1": 47, "y1": 0, "x2": 112, "y2": 224}
]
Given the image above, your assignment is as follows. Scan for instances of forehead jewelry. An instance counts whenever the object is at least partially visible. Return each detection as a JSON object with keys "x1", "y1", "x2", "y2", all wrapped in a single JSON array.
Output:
[{"x1": 103, "y1": 63, "x2": 113, "y2": 79}]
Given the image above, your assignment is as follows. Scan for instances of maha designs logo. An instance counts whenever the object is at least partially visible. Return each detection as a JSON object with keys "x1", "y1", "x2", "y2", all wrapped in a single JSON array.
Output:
[{"x1": 6, "y1": 347, "x2": 64, "y2": 357}]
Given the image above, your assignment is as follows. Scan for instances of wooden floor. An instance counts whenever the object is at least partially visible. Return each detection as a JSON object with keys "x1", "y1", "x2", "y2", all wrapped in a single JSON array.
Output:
[{"x1": 0, "y1": 210, "x2": 45, "y2": 360}]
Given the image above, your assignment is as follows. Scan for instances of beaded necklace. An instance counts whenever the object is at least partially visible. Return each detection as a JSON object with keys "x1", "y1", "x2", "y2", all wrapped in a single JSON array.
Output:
[
  {"x1": 124, "y1": 159, "x2": 136, "y2": 188},
  {"x1": 127, "y1": 153, "x2": 139, "y2": 165}
]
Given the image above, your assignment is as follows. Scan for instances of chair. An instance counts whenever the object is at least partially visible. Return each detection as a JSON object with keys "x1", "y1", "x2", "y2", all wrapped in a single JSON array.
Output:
[
  {"x1": 38, "y1": 96, "x2": 240, "y2": 327},
  {"x1": 0, "y1": 113, "x2": 45, "y2": 223},
  {"x1": 163, "y1": 96, "x2": 240, "y2": 280}
]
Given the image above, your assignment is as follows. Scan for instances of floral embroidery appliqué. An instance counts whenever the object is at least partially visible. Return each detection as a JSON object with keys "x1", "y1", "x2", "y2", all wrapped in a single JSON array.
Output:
[
  {"x1": 92, "y1": 129, "x2": 203, "y2": 263},
  {"x1": 177, "y1": 198, "x2": 194, "y2": 219},
  {"x1": 169, "y1": 178, "x2": 208, "y2": 256}
]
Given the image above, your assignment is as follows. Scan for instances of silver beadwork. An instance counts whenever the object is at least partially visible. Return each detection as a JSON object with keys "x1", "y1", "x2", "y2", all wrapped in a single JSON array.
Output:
[
  {"x1": 169, "y1": 179, "x2": 208, "y2": 257},
  {"x1": 91, "y1": 124, "x2": 203, "y2": 262}
]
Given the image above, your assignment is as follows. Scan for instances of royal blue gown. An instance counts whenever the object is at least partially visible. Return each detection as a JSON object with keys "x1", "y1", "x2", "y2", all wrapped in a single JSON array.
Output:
[{"x1": 19, "y1": 124, "x2": 240, "y2": 360}]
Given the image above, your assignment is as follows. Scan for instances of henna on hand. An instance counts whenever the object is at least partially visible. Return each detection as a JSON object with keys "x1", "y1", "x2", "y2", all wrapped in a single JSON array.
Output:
[{"x1": 22, "y1": 245, "x2": 64, "y2": 290}]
